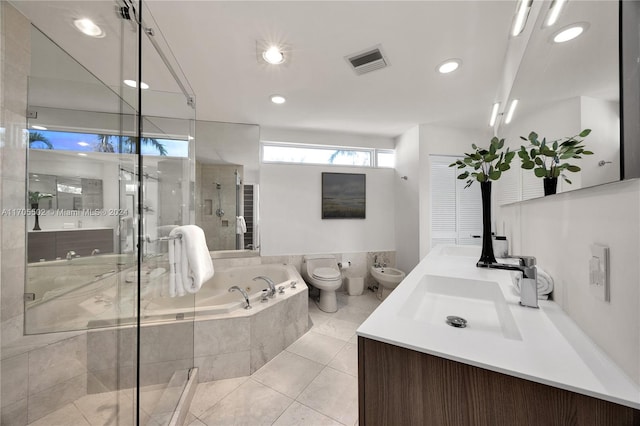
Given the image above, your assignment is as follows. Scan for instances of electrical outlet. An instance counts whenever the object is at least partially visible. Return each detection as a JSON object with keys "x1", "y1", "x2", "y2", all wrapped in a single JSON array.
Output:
[{"x1": 589, "y1": 244, "x2": 609, "y2": 302}]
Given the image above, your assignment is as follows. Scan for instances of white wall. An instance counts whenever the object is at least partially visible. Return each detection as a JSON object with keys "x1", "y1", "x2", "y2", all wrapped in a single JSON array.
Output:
[
  {"x1": 260, "y1": 163, "x2": 395, "y2": 256},
  {"x1": 418, "y1": 124, "x2": 492, "y2": 259},
  {"x1": 261, "y1": 126, "x2": 394, "y2": 150},
  {"x1": 394, "y1": 126, "x2": 420, "y2": 273},
  {"x1": 497, "y1": 180, "x2": 640, "y2": 384}
]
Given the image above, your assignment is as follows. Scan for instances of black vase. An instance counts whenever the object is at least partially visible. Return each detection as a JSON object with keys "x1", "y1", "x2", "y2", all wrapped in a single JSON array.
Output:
[
  {"x1": 543, "y1": 177, "x2": 558, "y2": 196},
  {"x1": 31, "y1": 203, "x2": 41, "y2": 231},
  {"x1": 477, "y1": 181, "x2": 496, "y2": 267}
]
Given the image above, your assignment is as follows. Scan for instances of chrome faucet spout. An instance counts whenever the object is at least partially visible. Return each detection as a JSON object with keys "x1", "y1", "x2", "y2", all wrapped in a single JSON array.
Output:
[
  {"x1": 253, "y1": 276, "x2": 276, "y2": 298},
  {"x1": 66, "y1": 251, "x2": 77, "y2": 260},
  {"x1": 228, "y1": 286, "x2": 251, "y2": 309},
  {"x1": 486, "y1": 255, "x2": 538, "y2": 309}
]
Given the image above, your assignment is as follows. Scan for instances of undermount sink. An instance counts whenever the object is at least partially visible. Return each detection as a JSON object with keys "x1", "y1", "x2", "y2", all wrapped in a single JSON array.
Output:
[
  {"x1": 370, "y1": 266, "x2": 406, "y2": 288},
  {"x1": 400, "y1": 274, "x2": 522, "y2": 341}
]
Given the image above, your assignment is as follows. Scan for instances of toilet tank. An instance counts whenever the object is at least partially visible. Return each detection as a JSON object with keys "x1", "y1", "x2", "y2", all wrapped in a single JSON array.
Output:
[{"x1": 303, "y1": 255, "x2": 339, "y2": 271}]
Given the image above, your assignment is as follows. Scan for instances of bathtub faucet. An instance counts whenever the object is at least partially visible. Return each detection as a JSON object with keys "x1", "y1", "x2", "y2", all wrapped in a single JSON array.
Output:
[
  {"x1": 253, "y1": 276, "x2": 276, "y2": 298},
  {"x1": 228, "y1": 286, "x2": 252, "y2": 310}
]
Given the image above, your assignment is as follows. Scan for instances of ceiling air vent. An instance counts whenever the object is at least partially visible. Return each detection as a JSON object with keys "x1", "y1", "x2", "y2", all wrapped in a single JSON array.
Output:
[{"x1": 345, "y1": 45, "x2": 389, "y2": 76}]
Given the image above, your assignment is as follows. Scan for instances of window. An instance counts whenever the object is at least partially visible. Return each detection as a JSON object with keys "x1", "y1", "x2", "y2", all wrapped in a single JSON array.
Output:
[
  {"x1": 376, "y1": 150, "x2": 395, "y2": 168},
  {"x1": 262, "y1": 142, "x2": 394, "y2": 168},
  {"x1": 28, "y1": 129, "x2": 189, "y2": 157},
  {"x1": 430, "y1": 155, "x2": 482, "y2": 248}
]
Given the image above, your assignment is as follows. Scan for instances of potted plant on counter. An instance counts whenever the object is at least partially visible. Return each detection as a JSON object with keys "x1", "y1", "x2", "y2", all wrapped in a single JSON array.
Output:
[
  {"x1": 449, "y1": 137, "x2": 515, "y2": 267},
  {"x1": 518, "y1": 129, "x2": 593, "y2": 196},
  {"x1": 28, "y1": 191, "x2": 54, "y2": 231}
]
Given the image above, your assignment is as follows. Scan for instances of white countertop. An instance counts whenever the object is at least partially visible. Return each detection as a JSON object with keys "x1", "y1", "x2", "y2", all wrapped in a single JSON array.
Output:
[
  {"x1": 357, "y1": 245, "x2": 640, "y2": 410},
  {"x1": 28, "y1": 227, "x2": 113, "y2": 233}
]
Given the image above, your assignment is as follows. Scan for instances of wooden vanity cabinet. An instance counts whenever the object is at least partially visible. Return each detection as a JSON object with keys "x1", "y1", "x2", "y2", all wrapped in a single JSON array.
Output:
[
  {"x1": 358, "y1": 337, "x2": 640, "y2": 426},
  {"x1": 28, "y1": 229, "x2": 113, "y2": 262}
]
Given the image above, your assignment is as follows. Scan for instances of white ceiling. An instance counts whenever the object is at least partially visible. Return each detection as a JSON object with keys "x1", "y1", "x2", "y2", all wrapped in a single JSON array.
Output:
[
  {"x1": 13, "y1": 1, "x2": 619, "y2": 139},
  {"x1": 144, "y1": 1, "x2": 515, "y2": 136}
]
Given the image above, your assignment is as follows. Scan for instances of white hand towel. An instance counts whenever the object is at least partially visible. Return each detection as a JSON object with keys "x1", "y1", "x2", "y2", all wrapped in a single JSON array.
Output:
[
  {"x1": 236, "y1": 216, "x2": 247, "y2": 234},
  {"x1": 168, "y1": 225, "x2": 213, "y2": 296},
  {"x1": 512, "y1": 267, "x2": 554, "y2": 299}
]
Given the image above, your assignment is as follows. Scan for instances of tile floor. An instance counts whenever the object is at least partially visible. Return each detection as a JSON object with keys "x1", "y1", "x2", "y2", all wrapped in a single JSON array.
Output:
[{"x1": 27, "y1": 290, "x2": 381, "y2": 426}]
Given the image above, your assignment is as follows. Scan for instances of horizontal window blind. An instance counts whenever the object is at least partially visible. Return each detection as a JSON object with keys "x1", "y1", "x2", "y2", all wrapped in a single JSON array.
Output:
[{"x1": 430, "y1": 155, "x2": 482, "y2": 249}]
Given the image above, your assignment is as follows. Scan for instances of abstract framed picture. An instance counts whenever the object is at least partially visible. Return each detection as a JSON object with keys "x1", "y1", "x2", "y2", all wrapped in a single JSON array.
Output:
[{"x1": 321, "y1": 172, "x2": 366, "y2": 219}]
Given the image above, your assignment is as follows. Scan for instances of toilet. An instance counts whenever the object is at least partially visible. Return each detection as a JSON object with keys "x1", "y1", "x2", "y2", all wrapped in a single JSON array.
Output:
[{"x1": 302, "y1": 255, "x2": 342, "y2": 313}]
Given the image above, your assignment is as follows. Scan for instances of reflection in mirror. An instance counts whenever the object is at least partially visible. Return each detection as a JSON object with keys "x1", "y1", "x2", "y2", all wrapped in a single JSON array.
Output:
[
  {"x1": 195, "y1": 120, "x2": 260, "y2": 256},
  {"x1": 497, "y1": 1, "x2": 619, "y2": 204},
  {"x1": 25, "y1": 22, "x2": 194, "y2": 333}
]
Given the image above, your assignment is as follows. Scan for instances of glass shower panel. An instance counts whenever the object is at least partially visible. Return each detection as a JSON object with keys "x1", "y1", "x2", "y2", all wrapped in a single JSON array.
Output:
[
  {"x1": 137, "y1": 2, "x2": 197, "y2": 421},
  {"x1": 13, "y1": 0, "x2": 141, "y2": 424},
  {"x1": 25, "y1": 26, "x2": 139, "y2": 334}
]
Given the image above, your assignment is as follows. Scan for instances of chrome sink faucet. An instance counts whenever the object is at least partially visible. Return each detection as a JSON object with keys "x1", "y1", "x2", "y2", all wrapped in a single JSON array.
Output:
[
  {"x1": 228, "y1": 286, "x2": 251, "y2": 309},
  {"x1": 486, "y1": 256, "x2": 538, "y2": 308},
  {"x1": 253, "y1": 276, "x2": 276, "y2": 298},
  {"x1": 66, "y1": 250, "x2": 77, "y2": 260}
]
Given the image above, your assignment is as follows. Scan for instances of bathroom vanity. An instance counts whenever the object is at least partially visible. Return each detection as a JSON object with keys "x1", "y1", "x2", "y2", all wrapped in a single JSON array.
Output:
[
  {"x1": 357, "y1": 246, "x2": 640, "y2": 425},
  {"x1": 27, "y1": 228, "x2": 113, "y2": 262}
]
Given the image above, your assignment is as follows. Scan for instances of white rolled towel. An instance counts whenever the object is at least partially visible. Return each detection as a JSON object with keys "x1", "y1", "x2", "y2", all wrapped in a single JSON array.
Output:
[
  {"x1": 168, "y1": 225, "x2": 214, "y2": 297},
  {"x1": 513, "y1": 267, "x2": 554, "y2": 299},
  {"x1": 236, "y1": 216, "x2": 247, "y2": 234}
]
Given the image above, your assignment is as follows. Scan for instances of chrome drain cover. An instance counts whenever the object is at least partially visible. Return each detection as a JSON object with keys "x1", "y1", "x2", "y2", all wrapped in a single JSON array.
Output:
[{"x1": 446, "y1": 316, "x2": 467, "y2": 328}]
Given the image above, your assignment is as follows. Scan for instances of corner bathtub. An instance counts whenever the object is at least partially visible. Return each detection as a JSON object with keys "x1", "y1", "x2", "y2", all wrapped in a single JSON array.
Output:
[
  {"x1": 141, "y1": 263, "x2": 307, "y2": 319},
  {"x1": 28, "y1": 261, "x2": 310, "y2": 385}
]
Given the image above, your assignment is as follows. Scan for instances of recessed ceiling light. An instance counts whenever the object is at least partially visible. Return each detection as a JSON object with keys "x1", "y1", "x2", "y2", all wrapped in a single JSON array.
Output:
[
  {"x1": 77, "y1": 153, "x2": 88, "y2": 157},
  {"x1": 73, "y1": 18, "x2": 104, "y2": 38},
  {"x1": 437, "y1": 59, "x2": 461, "y2": 74},
  {"x1": 124, "y1": 79, "x2": 150, "y2": 90},
  {"x1": 31, "y1": 125, "x2": 47, "y2": 130},
  {"x1": 553, "y1": 24, "x2": 586, "y2": 43},
  {"x1": 77, "y1": 142, "x2": 89, "y2": 147},
  {"x1": 270, "y1": 95, "x2": 286, "y2": 104},
  {"x1": 263, "y1": 46, "x2": 285, "y2": 65}
]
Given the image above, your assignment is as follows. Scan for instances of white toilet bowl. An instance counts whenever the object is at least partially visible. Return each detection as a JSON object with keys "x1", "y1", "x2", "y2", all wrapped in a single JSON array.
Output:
[{"x1": 302, "y1": 255, "x2": 342, "y2": 313}]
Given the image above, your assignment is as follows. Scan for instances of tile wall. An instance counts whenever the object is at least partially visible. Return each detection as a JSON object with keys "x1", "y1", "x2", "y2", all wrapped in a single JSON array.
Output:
[
  {"x1": 1, "y1": 3, "x2": 29, "y2": 424},
  {"x1": 213, "y1": 250, "x2": 397, "y2": 292}
]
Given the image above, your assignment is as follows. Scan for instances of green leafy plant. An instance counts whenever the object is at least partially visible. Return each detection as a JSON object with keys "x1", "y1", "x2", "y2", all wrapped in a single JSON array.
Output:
[
  {"x1": 449, "y1": 137, "x2": 516, "y2": 188},
  {"x1": 28, "y1": 191, "x2": 54, "y2": 206},
  {"x1": 518, "y1": 129, "x2": 593, "y2": 184}
]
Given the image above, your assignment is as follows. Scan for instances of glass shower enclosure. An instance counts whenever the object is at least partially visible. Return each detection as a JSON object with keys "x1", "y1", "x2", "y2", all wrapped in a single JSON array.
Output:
[{"x1": 13, "y1": 0, "x2": 197, "y2": 424}]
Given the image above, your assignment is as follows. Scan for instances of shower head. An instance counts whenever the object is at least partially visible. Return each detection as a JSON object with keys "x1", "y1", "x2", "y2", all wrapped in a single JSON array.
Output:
[{"x1": 215, "y1": 182, "x2": 221, "y2": 189}]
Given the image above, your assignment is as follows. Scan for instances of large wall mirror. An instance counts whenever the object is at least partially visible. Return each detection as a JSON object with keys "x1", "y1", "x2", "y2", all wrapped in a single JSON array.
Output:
[
  {"x1": 497, "y1": 0, "x2": 619, "y2": 204},
  {"x1": 25, "y1": 24, "x2": 195, "y2": 315},
  {"x1": 195, "y1": 120, "x2": 260, "y2": 255}
]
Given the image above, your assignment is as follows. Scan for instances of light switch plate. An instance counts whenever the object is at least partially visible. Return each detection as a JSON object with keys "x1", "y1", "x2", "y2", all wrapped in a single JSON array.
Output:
[{"x1": 589, "y1": 244, "x2": 609, "y2": 302}]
